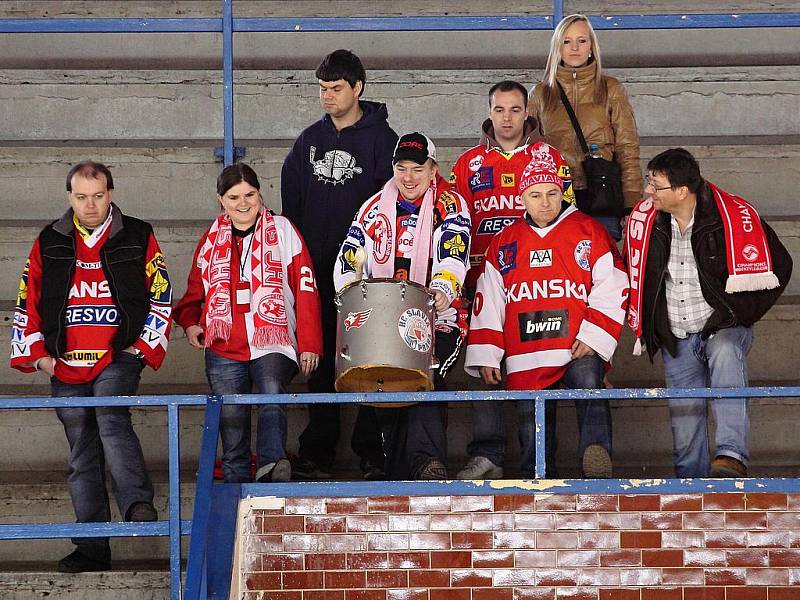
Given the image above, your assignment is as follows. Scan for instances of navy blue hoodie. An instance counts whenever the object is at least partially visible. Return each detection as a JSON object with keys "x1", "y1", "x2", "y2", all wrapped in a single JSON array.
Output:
[{"x1": 281, "y1": 100, "x2": 398, "y2": 297}]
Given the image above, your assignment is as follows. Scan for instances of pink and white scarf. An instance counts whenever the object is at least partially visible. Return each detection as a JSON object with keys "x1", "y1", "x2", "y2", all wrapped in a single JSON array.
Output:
[
  {"x1": 199, "y1": 210, "x2": 292, "y2": 348},
  {"x1": 371, "y1": 178, "x2": 436, "y2": 285}
]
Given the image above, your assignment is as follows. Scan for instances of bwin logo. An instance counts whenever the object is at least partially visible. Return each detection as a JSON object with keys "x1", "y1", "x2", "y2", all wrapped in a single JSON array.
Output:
[{"x1": 310, "y1": 147, "x2": 363, "y2": 185}]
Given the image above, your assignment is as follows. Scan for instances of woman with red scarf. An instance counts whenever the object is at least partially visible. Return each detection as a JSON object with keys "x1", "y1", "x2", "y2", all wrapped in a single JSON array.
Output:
[{"x1": 175, "y1": 164, "x2": 322, "y2": 483}]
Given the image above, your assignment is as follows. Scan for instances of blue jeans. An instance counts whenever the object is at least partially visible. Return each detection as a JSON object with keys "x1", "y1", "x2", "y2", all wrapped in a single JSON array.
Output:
[
  {"x1": 52, "y1": 352, "x2": 151, "y2": 561},
  {"x1": 661, "y1": 326, "x2": 752, "y2": 478},
  {"x1": 593, "y1": 215, "x2": 622, "y2": 242},
  {"x1": 517, "y1": 354, "x2": 611, "y2": 477},
  {"x1": 204, "y1": 350, "x2": 297, "y2": 483}
]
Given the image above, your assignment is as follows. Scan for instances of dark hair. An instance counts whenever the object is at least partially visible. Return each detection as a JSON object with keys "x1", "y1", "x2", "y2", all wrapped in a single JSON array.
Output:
[
  {"x1": 488, "y1": 80, "x2": 528, "y2": 107},
  {"x1": 315, "y1": 49, "x2": 366, "y2": 97},
  {"x1": 217, "y1": 163, "x2": 261, "y2": 196},
  {"x1": 647, "y1": 148, "x2": 703, "y2": 194},
  {"x1": 66, "y1": 160, "x2": 114, "y2": 191}
]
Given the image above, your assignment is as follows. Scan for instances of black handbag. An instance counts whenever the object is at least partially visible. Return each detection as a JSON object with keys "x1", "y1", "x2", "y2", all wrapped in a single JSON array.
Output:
[{"x1": 557, "y1": 82, "x2": 625, "y2": 217}]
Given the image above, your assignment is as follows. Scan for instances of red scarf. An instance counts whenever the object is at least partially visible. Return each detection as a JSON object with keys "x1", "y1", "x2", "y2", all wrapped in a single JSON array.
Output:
[
  {"x1": 624, "y1": 182, "x2": 779, "y2": 355},
  {"x1": 199, "y1": 210, "x2": 292, "y2": 348}
]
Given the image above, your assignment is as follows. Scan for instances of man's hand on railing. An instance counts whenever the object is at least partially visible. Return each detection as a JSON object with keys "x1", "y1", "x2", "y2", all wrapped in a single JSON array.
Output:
[
  {"x1": 185, "y1": 324, "x2": 205, "y2": 349},
  {"x1": 479, "y1": 366, "x2": 502, "y2": 385}
]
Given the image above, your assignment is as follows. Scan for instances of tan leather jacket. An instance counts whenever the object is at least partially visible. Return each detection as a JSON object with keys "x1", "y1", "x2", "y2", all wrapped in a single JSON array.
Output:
[{"x1": 528, "y1": 63, "x2": 643, "y2": 208}]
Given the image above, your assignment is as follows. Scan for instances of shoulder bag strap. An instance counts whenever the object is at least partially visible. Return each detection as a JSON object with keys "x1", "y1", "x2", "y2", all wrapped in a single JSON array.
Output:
[{"x1": 556, "y1": 81, "x2": 590, "y2": 156}]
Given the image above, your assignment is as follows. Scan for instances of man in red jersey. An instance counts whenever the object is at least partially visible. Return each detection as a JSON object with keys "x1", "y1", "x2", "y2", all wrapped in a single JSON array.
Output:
[{"x1": 464, "y1": 153, "x2": 629, "y2": 479}]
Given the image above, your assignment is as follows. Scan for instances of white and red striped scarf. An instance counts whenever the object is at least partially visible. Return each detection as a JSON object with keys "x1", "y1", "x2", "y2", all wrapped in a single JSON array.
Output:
[
  {"x1": 199, "y1": 210, "x2": 292, "y2": 348},
  {"x1": 624, "y1": 182, "x2": 779, "y2": 355}
]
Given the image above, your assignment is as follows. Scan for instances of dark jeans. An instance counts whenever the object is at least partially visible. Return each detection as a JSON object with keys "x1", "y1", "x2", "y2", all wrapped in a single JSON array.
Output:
[
  {"x1": 52, "y1": 352, "x2": 152, "y2": 561},
  {"x1": 205, "y1": 349, "x2": 297, "y2": 483},
  {"x1": 376, "y1": 328, "x2": 462, "y2": 480},
  {"x1": 298, "y1": 291, "x2": 384, "y2": 470}
]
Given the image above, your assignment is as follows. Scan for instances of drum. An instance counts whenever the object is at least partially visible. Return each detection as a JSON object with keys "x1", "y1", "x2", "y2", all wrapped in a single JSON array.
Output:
[{"x1": 335, "y1": 278, "x2": 438, "y2": 396}]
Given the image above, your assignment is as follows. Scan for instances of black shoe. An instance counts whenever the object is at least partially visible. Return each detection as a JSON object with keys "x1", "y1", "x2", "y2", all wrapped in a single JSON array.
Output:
[
  {"x1": 361, "y1": 459, "x2": 386, "y2": 481},
  {"x1": 293, "y1": 458, "x2": 332, "y2": 480},
  {"x1": 256, "y1": 459, "x2": 291, "y2": 483},
  {"x1": 125, "y1": 502, "x2": 158, "y2": 522},
  {"x1": 57, "y1": 550, "x2": 111, "y2": 573},
  {"x1": 414, "y1": 458, "x2": 448, "y2": 480}
]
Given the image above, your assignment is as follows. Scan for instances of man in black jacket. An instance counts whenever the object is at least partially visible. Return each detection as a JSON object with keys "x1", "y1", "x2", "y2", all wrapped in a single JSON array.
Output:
[
  {"x1": 281, "y1": 49, "x2": 398, "y2": 480},
  {"x1": 630, "y1": 148, "x2": 792, "y2": 478}
]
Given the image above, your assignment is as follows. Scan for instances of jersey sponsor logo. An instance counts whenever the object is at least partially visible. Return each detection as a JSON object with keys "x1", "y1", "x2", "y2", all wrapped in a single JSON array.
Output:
[
  {"x1": 309, "y1": 146, "x2": 363, "y2": 184},
  {"x1": 439, "y1": 231, "x2": 468, "y2": 261},
  {"x1": 518, "y1": 309, "x2": 569, "y2": 342},
  {"x1": 397, "y1": 307, "x2": 432, "y2": 353},
  {"x1": 469, "y1": 166, "x2": 494, "y2": 193},
  {"x1": 62, "y1": 349, "x2": 107, "y2": 367},
  {"x1": 141, "y1": 312, "x2": 169, "y2": 348},
  {"x1": 574, "y1": 240, "x2": 592, "y2": 271},
  {"x1": 505, "y1": 279, "x2": 588, "y2": 304},
  {"x1": 147, "y1": 253, "x2": 172, "y2": 303},
  {"x1": 398, "y1": 230, "x2": 415, "y2": 254},
  {"x1": 76, "y1": 260, "x2": 102, "y2": 270},
  {"x1": 399, "y1": 215, "x2": 418, "y2": 229},
  {"x1": 339, "y1": 243, "x2": 359, "y2": 274},
  {"x1": 478, "y1": 216, "x2": 518, "y2": 235},
  {"x1": 468, "y1": 155, "x2": 484, "y2": 172},
  {"x1": 501, "y1": 173, "x2": 515, "y2": 187},
  {"x1": 347, "y1": 225, "x2": 365, "y2": 245},
  {"x1": 373, "y1": 214, "x2": 392, "y2": 264},
  {"x1": 448, "y1": 172, "x2": 457, "y2": 185},
  {"x1": 13, "y1": 312, "x2": 28, "y2": 328},
  {"x1": 68, "y1": 280, "x2": 112, "y2": 300},
  {"x1": 15, "y1": 260, "x2": 29, "y2": 312},
  {"x1": 344, "y1": 308, "x2": 372, "y2": 331},
  {"x1": 529, "y1": 248, "x2": 553, "y2": 268},
  {"x1": 65, "y1": 304, "x2": 119, "y2": 326},
  {"x1": 497, "y1": 242, "x2": 517, "y2": 275},
  {"x1": 473, "y1": 194, "x2": 524, "y2": 214},
  {"x1": 440, "y1": 191, "x2": 459, "y2": 215}
]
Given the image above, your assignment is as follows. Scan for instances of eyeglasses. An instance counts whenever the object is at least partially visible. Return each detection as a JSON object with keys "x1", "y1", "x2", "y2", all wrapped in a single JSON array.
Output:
[{"x1": 645, "y1": 176, "x2": 673, "y2": 192}]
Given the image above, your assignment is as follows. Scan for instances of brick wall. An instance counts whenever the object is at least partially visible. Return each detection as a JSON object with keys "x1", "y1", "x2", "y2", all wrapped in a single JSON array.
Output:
[{"x1": 237, "y1": 493, "x2": 800, "y2": 600}]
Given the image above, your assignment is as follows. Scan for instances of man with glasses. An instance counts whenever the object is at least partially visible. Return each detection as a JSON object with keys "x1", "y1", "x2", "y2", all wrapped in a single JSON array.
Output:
[{"x1": 625, "y1": 148, "x2": 792, "y2": 478}]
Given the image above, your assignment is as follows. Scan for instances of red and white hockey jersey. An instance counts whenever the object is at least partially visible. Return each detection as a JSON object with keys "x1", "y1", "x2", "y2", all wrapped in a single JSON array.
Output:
[
  {"x1": 175, "y1": 213, "x2": 322, "y2": 363},
  {"x1": 450, "y1": 141, "x2": 574, "y2": 290},
  {"x1": 464, "y1": 205, "x2": 629, "y2": 390}
]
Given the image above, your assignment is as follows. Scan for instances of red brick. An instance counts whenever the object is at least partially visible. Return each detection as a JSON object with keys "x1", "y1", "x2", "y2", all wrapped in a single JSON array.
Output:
[
  {"x1": 769, "y1": 549, "x2": 800, "y2": 567},
  {"x1": 514, "y1": 589, "x2": 555, "y2": 600},
  {"x1": 598, "y1": 513, "x2": 641, "y2": 530},
  {"x1": 748, "y1": 531, "x2": 793, "y2": 548},
  {"x1": 283, "y1": 571, "x2": 324, "y2": 590},
  {"x1": 600, "y1": 550, "x2": 641, "y2": 567},
  {"x1": 727, "y1": 549, "x2": 769, "y2": 567},
  {"x1": 661, "y1": 531, "x2": 704, "y2": 548},
  {"x1": 579, "y1": 531, "x2": 619, "y2": 549},
  {"x1": 387, "y1": 551, "x2": 429, "y2": 569},
  {"x1": 409, "y1": 533, "x2": 450, "y2": 550},
  {"x1": 305, "y1": 554, "x2": 347, "y2": 570},
  {"x1": 306, "y1": 516, "x2": 347, "y2": 533},
  {"x1": 620, "y1": 532, "x2": 661, "y2": 549},
  {"x1": 619, "y1": 569, "x2": 661, "y2": 586},
  {"x1": 555, "y1": 588, "x2": 597, "y2": 600},
  {"x1": 451, "y1": 532, "x2": 493, "y2": 549},
  {"x1": 346, "y1": 591, "x2": 385, "y2": 600},
  {"x1": 473, "y1": 550, "x2": 514, "y2": 568},
  {"x1": 327, "y1": 498, "x2": 368, "y2": 514},
  {"x1": 682, "y1": 588, "x2": 724, "y2": 600},
  {"x1": 576, "y1": 494, "x2": 618, "y2": 512},
  {"x1": 284, "y1": 534, "x2": 325, "y2": 552},
  {"x1": 451, "y1": 495, "x2": 493, "y2": 512},
  {"x1": 253, "y1": 534, "x2": 284, "y2": 552},
  {"x1": 746, "y1": 493, "x2": 788, "y2": 510},
  {"x1": 704, "y1": 493, "x2": 745, "y2": 510},
  {"x1": 386, "y1": 589, "x2": 427, "y2": 600},
  {"x1": 366, "y1": 570, "x2": 409, "y2": 589},
  {"x1": 746, "y1": 568, "x2": 790, "y2": 585},
  {"x1": 346, "y1": 552, "x2": 389, "y2": 569},
  {"x1": 556, "y1": 514, "x2": 600, "y2": 530},
  {"x1": 493, "y1": 495, "x2": 516, "y2": 512},
  {"x1": 323, "y1": 534, "x2": 368, "y2": 552},
  {"x1": 408, "y1": 570, "x2": 450, "y2": 588},
  {"x1": 388, "y1": 514, "x2": 431, "y2": 531},
  {"x1": 576, "y1": 569, "x2": 621, "y2": 587},
  {"x1": 252, "y1": 593, "x2": 302, "y2": 600},
  {"x1": 684, "y1": 549, "x2": 726, "y2": 566},
  {"x1": 683, "y1": 512, "x2": 725, "y2": 529},
  {"x1": 704, "y1": 568, "x2": 746, "y2": 585},
  {"x1": 473, "y1": 588, "x2": 513, "y2": 600},
  {"x1": 660, "y1": 494, "x2": 703, "y2": 511},
  {"x1": 472, "y1": 513, "x2": 515, "y2": 531},
  {"x1": 598, "y1": 589, "x2": 639, "y2": 600},
  {"x1": 660, "y1": 568, "x2": 704, "y2": 585},
  {"x1": 262, "y1": 516, "x2": 306, "y2": 533},
  {"x1": 619, "y1": 495, "x2": 660, "y2": 512},
  {"x1": 429, "y1": 590, "x2": 469, "y2": 600},
  {"x1": 788, "y1": 495, "x2": 800, "y2": 510},
  {"x1": 724, "y1": 589, "x2": 767, "y2": 600},
  {"x1": 346, "y1": 515, "x2": 389, "y2": 532},
  {"x1": 450, "y1": 568, "x2": 493, "y2": 587},
  {"x1": 285, "y1": 498, "x2": 326, "y2": 515},
  {"x1": 514, "y1": 550, "x2": 557, "y2": 567},
  {"x1": 304, "y1": 591, "x2": 345, "y2": 600},
  {"x1": 369, "y1": 496, "x2": 410, "y2": 513},
  {"x1": 641, "y1": 549, "x2": 683, "y2": 567},
  {"x1": 704, "y1": 530, "x2": 748, "y2": 548},
  {"x1": 409, "y1": 496, "x2": 450, "y2": 513},
  {"x1": 514, "y1": 513, "x2": 555, "y2": 530},
  {"x1": 535, "y1": 495, "x2": 577, "y2": 512},
  {"x1": 640, "y1": 512, "x2": 682, "y2": 530},
  {"x1": 640, "y1": 589, "x2": 680, "y2": 600},
  {"x1": 558, "y1": 550, "x2": 599, "y2": 566},
  {"x1": 246, "y1": 572, "x2": 282, "y2": 590},
  {"x1": 766, "y1": 512, "x2": 800, "y2": 529},
  {"x1": 726, "y1": 512, "x2": 768, "y2": 529},
  {"x1": 367, "y1": 533, "x2": 409, "y2": 551},
  {"x1": 430, "y1": 550, "x2": 471, "y2": 568},
  {"x1": 767, "y1": 589, "x2": 800, "y2": 600},
  {"x1": 493, "y1": 568, "x2": 537, "y2": 586},
  {"x1": 495, "y1": 531, "x2": 537, "y2": 549},
  {"x1": 537, "y1": 531, "x2": 579, "y2": 549},
  {"x1": 325, "y1": 572, "x2": 367, "y2": 589},
  {"x1": 428, "y1": 514, "x2": 470, "y2": 531},
  {"x1": 536, "y1": 568, "x2": 579, "y2": 586},
  {"x1": 261, "y1": 553, "x2": 304, "y2": 571}
]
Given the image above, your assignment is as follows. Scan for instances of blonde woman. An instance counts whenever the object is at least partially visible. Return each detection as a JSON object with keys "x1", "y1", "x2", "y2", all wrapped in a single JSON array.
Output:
[{"x1": 529, "y1": 14, "x2": 643, "y2": 240}]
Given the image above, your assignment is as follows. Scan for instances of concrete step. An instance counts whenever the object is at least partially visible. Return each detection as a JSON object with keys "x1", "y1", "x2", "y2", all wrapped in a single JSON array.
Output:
[
  {"x1": 0, "y1": 567, "x2": 169, "y2": 600},
  {"x1": 1, "y1": 67, "x2": 799, "y2": 142},
  {"x1": 0, "y1": 2, "x2": 797, "y2": 69}
]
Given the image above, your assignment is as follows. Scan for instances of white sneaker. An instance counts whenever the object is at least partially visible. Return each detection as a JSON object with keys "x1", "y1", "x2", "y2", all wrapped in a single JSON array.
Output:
[{"x1": 456, "y1": 456, "x2": 504, "y2": 479}]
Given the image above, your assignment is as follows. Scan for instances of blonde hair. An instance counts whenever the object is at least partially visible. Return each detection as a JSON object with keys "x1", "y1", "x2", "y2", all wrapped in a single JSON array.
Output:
[{"x1": 542, "y1": 14, "x2": 606, "y2": 107}]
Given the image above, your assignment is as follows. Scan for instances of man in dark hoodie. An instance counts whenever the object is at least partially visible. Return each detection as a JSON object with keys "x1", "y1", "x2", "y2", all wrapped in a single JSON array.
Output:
[
  {"x1": 450, "y1": 80, "x2": 574, "y2": 480},
  {"x1": 281, "y1": 49, "x2": 398, "y2": 480}
]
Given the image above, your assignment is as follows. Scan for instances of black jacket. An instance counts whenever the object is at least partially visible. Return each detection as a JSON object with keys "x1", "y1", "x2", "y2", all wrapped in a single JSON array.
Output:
[
  {"x1": 39, "y1": 205, "x2": 153, "y2": 358},
  {"x1": 640, "y1": 182, "x2": 792, "y2": 359}
]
